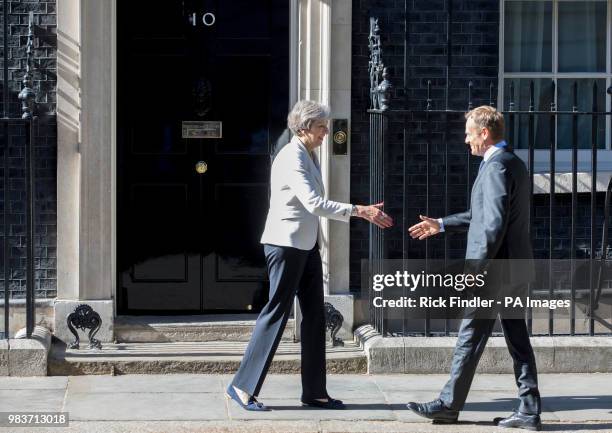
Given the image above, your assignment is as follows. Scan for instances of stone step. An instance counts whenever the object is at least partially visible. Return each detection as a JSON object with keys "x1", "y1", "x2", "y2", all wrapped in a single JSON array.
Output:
[
  {"x1": 48, "y1": 340, "x2": 366, "y2": 376},
  {"x1": 114, "y1": 314, "x2": 295, "y2": 343}
]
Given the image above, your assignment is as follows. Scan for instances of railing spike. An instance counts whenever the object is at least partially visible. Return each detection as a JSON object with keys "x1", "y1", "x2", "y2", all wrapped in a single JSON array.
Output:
[{"x1": 467, "y1": 81, "x2": 473, "y2": 110}]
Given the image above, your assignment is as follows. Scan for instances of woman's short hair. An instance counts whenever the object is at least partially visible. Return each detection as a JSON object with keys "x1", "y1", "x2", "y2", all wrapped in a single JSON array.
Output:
[
  {"x1": 465, "y1": 105, "x2": 505, "y2": 141},
  {"x1": 287, "y1": 100, "x2": 330, "y2": 135}
]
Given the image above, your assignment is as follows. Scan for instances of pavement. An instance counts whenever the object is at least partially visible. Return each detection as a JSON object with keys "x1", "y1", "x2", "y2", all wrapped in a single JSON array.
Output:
[{"x1": 0, "y1": 373, "x2": 610, "y2": 432}]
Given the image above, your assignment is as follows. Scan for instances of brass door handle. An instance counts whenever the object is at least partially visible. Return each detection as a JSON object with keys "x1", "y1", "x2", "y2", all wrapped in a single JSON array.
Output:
[{"x1": 195, "y1": 161, "x2": 208, "y2": 174}]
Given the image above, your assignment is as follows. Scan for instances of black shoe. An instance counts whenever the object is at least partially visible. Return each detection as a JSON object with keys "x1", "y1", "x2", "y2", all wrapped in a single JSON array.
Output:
[
  {"x1": 494, "y1": 412, "x2": 542, "y2": 431},
  {"x1": 301, "y1": 397, "x2": 345, "y2": 410},
  {"x1": 406, "y1": 399, "x2": 459, "y2": 424}
]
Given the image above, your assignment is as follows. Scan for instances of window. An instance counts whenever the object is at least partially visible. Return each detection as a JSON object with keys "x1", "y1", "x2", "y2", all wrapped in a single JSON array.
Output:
[{"x1": 500, "y1": 0, "x2": 609, "y2": 154}]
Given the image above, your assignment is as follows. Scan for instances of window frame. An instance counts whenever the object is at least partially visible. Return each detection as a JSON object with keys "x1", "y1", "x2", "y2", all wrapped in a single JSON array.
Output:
[{"x1": 499, "y1": 0, "x2": 612, "y2": 172}]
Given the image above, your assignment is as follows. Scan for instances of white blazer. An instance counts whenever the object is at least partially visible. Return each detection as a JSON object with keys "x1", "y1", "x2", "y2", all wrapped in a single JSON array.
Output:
[{"x1": 260, "y1": 136, "x2": 353, "y2": 250}]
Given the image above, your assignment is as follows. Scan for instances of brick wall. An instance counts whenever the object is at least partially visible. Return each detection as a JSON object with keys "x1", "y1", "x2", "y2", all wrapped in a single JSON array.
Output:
[
  {"x1": 350, "y1": 0, "x2": 500, "y2": 290},
  {"x1": 0, "y1": 0, "x2": 57, "y2": 299}
]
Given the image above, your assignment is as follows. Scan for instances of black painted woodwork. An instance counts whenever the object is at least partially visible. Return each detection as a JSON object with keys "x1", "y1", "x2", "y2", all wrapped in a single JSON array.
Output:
[{"x1": 117, "y1": 0, "x2": 289, "y2": 313}]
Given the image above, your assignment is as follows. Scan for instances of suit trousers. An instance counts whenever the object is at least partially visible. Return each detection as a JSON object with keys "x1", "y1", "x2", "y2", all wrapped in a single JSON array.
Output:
[
  {"x1": 439, "y1": 311, "x2": 541, "y2": 415},
  {"x1": 231, "y1": 243, "x2": 327, "y2": 400}
]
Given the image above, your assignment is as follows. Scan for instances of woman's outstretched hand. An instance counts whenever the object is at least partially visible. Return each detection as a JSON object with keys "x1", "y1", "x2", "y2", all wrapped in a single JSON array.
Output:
[{"x1": 355, "y1": 202, "x2": 393, "y2": 229}]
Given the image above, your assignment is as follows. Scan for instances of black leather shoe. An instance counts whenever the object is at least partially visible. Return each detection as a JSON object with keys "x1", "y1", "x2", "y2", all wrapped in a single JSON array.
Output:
[
  {"x1": 494, "y1": 412, "x2": 542, "y2": 431},
  {"x1": 301, "y1": 397, "x2": 345, "y2": 410},
  {"x1": 406, "y1": 399, "x2": 459, "y2": 424}
]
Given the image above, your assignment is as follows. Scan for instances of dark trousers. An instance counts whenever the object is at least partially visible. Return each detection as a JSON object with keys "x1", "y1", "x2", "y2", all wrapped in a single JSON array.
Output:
[
  {"x1": 231, "y1": 243, "x2": 327, "y2": 400},
  {"x1": 439, "y1": 315, "x2": 541, "y2": 415}
]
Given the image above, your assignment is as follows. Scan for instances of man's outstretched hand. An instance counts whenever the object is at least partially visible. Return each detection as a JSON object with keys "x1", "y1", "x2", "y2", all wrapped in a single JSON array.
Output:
[{"x1": 408, "y1": 215, "x2": 440, "y2": 240}]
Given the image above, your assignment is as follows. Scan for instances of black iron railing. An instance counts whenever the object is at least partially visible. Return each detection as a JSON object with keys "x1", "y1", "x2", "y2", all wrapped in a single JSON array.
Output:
[
  {"x1": 368, "y1": 112, "x2": 386, "y2": 332},
  {"x1": 1, "y1": 7, "x2": 37, "y2": 339},
  {"x1": 373, "y1": 83, "x2": 612, "y2": 337}
]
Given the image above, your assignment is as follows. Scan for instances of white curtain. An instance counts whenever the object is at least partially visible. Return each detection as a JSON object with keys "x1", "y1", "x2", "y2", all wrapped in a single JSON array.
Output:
[
  {"x1": 504, "y1": 1, "x2": 552, "y2": 73},
  {"x1": 558, "y1": 1, "x2": 605, "y2": 73}
]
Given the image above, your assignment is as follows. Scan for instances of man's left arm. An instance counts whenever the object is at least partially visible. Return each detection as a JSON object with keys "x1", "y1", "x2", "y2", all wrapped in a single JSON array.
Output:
[{"x1": 480, "y1": 162, "x2": 510, "y2": 260}]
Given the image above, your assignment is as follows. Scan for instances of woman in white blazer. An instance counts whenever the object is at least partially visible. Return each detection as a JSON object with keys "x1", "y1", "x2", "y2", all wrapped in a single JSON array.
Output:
[{"x1": 226, "y1": 100, "x2": 393, "y2": 411}]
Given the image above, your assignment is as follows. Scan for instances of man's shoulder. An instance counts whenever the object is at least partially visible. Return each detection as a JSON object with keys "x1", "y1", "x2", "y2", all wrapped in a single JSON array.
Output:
[
  {"x1": 496, "y1": 155, "x2": 531, "y2": 192},
  {"x1": 480, "y1": 151, "x2": 528, "y2": 185},
  {"x1": 491, "y1": 150, "x2": 527, "y2": 170}
]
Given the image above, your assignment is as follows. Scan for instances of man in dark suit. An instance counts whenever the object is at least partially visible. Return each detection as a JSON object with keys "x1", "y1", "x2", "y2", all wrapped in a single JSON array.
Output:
[{"x1": 406, "y1": 106, "x2": 542, "y2": 431}]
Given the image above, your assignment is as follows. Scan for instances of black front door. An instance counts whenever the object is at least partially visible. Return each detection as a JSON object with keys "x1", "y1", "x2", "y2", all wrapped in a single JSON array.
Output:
[{"x1": 117, "y1": 1, "x2": 289, "y2": 313}]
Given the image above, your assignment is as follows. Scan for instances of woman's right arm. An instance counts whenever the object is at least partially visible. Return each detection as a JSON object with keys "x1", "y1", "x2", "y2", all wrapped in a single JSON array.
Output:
[
  {"x1": 284, "y1": 154, "x2": 353, "y2": 222},
  {"x1": 284, "y1": 154, "x2": 393, "y2": 228}
]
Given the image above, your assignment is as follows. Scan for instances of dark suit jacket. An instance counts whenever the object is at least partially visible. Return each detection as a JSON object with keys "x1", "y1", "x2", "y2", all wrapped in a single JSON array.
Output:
[{"x1": 442, "y1": 147, "x2": 535, "y2": 287}]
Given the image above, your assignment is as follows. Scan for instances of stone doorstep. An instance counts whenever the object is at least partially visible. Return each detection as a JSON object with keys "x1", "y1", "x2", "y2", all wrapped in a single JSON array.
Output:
[
  {"x1": 47, "y1": 340, "x2": 367, "y2": 376},
  {"x1": 114, "y1": 315, "x2": 295, "y2": 343},
  {"x1": 355, "y1": 324, "x2": 612, "y2": 374},
  {"x1": 0, "y1": 326, "x2": 52, "y2": 376}
]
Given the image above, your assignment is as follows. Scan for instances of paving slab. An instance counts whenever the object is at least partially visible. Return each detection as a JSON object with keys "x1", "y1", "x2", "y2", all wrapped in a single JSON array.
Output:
[
  {"x1": 461, "y1": 391, "x2": 560, "y2": 423},
  {"x1": 0, "y1": 376, "x2": 68, "y2": 389},
  {"x1": 372, "y1": 374, "x2": 450, "y2": 393},
  {"x1": 221, "y1": 374, "x2": 301, "y2": 398},
  {"x1": 64, "y1": 391, "x2": 228, "y2": 421},
  {"x1": 68, "y1": 374, "x2": 223, "y2": 394},
  {"x1": 222, "y1": 374, "x2": 382, "y2": 400},
  {"x1": 228, "y1": 397, "x2": 394, "y2": 421},
  {"x1": 377, "y1": 390, "x2": 442, "y2": 422},
  {"x1": 0, "y1": 389, "x2": 66, "y2": 412},
  {"x1": 370, "y1": 374, "x2": 534, "y2": 393},
  {"x1": 545, "y1": 395, "x2": 612, "y2": 422},
  {"x1": 325, "y1": 375, "x2": 389, "y2": 399},
  {"x1": 539, "y1": 373, "x2": 612, "y2": 395}
]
